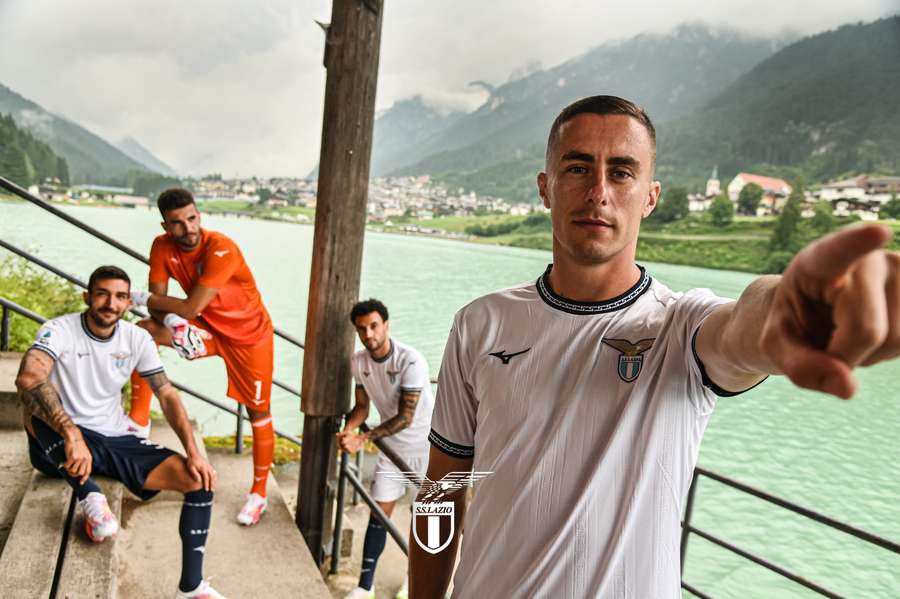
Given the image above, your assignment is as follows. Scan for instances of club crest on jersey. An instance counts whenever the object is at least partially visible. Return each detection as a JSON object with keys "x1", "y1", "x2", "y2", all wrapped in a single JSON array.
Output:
[
  {"x1": 111, "y1": 351, "x2": 130, "y2": 368},
  {"x1": 387, "y1": 369, "x2": 400, "y2": 384},
  {"x1": 601, "y1": 338, "x2": 655, "y2": 382}
]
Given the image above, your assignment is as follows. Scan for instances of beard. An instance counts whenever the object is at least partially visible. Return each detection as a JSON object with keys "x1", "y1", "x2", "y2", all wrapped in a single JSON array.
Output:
[{"x1": 87, "y1": 307, "x2": 123, "y2": 329}]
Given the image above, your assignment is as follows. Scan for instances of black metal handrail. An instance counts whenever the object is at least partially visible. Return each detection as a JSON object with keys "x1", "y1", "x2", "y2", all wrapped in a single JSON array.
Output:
[
  {"x1": 0, "y1": 238, "x2": 303, "y2": 404},
  {"x1": 0, "y1": 296, "x2": 302, "y2": 448},
  {"x1": 329, "y1": 421, "x2": 423, "y2": 573},
  {"x1": 680, "y1": 468, "x2": 900, "y2": 598},
  {"x1": 0, "y1": 175, "x2": 303, "y2": 350}
]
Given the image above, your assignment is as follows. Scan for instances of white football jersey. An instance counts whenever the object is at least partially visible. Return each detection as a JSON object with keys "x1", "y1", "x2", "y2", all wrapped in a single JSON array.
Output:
[
  {"x1": 430, "y1": 265, "x2": 751, "y2": 599},
  {"x1": 351, "y1": 339, "x2": 434, "y2": 458},
  {"x1": 30, "y1": 312, "x2": 164, "y2": 436}
]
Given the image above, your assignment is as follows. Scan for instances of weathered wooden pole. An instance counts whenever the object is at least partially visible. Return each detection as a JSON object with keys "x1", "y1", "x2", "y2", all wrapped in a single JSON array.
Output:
[{"x1": 297, "y1": 0, "x2": 384, "y2": 565}]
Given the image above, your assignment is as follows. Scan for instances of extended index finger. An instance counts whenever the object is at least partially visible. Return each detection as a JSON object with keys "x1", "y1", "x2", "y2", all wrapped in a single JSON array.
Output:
[{"x1": 795, "y1": 224, "x2": 892, "y2": 285}]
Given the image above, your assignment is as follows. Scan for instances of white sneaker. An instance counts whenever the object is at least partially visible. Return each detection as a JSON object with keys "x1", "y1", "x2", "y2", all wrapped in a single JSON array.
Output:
[
  {"x1": 343, "y1": 587, "x2": 375, "y2": 599},
  {"x1": 395, "y1": 580, "x2": 409, "y2": 599},
  {"x1": 126, "y1": 416, "x2": 151, "y2": 438},
  {"x1": 79, "y1": 492, "x2": 118, "y2": 542},
  {"x1": 236, "y1": 493, "x2": 267, "y2": 526},
  {"x1": 175, "y1": 579, "x2": 227, "y2": 599}
]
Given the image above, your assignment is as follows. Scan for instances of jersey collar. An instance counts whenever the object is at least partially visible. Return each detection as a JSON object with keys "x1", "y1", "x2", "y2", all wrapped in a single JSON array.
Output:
[
  {"x1": 80, "y1": 312, "x2": 118, "y2": 342},
  {"x1": 370, "y1": 339, "x2": 395, "y2": 363},
  {"x1": 536, "y1": 264, "x2": 651, "y2": 315}
]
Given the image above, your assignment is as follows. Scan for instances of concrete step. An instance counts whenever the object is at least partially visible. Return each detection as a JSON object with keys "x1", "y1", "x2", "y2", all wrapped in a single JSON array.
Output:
[
  {"x1": 0, "y1": 471, "x2": 72, "y2": 598},
  {"x1": 0, "y1": 352, "x2": 24, "y2": 427},
  {"x1": 117, "y1": 421, "x2": 330, "y2": 598},
  {"x1": 0, "y1": 427, "x2": 33, "y2": 555},
  {"x1": 56, "y1": 481, "x2": 124, "y2": 599}
]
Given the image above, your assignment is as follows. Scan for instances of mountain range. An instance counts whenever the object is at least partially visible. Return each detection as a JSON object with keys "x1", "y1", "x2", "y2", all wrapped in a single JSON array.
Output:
[
  {"x1": 0, "y1": 83, "x2": 171, "y2": 184},
  {"x1": 373, "y1": 17, "x2": 898, "y2": 202}
]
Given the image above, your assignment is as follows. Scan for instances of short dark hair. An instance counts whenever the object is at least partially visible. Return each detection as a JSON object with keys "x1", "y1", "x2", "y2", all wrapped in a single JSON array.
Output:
[
  {"x1": 157, "y1": 188, "x2": 195, "y2": 216},
  {"x1": 350, "y1": 298, "x2": 389, "y2": 324},
  {"x1": 87, "y1": 265, "x2": 130, "y2": 293},
  {"x1": 546, "y1": 95, "x2": 656, "y2": 169}
]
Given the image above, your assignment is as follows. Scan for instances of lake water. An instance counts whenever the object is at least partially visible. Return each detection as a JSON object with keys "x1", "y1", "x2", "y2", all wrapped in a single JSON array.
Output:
[{"x1": 1, "y1": 200, "x2": 898, "y2": 598}]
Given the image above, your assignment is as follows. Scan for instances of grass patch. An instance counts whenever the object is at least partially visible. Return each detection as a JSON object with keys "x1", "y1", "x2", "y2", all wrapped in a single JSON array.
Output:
[{"x1": 203, "y1": 435, "x2": 302, "y2": 465}]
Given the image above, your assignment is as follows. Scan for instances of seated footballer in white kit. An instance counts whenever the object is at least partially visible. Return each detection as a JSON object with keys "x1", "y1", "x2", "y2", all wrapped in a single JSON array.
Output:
[
  {"x1": 15, "y1": 265, "x2": 226, "y2": 599},
  {"x1": 337, "y1": 299, "x2": 434, "y2": 599}
]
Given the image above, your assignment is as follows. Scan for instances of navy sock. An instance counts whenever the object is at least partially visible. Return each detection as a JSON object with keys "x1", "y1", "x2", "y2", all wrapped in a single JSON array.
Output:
[
  {"x1": 179, "y1": 489, "x2": 214, "y2": 592},
  {"x1": 358, "y1": 513, "x2": 387, "y2": 591},
  {"x1": 28, "y1": 420, "x2": 101, "y2": 500}
]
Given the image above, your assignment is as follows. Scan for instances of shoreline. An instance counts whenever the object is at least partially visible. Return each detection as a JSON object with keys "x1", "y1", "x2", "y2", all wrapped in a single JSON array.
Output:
[{"x1": 5, "y1": 195, "x2": 898, "y2": 275}]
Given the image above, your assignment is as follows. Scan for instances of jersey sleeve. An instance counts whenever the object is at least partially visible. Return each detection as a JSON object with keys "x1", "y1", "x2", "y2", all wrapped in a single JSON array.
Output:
[
  {"x1": 400, "y1": 352, "x2": 430, "y2": 393},
  {"x1": 148, "y1": 236, "x2": 170, "y2": 285},
  {"x1": 674, "y1": 288, "x2": 761, "y2": 412},
  {"x1": 135, "y1": 328, "x2": 165, "y2": 378},
  {"x1": 197, "y1": 236, "x2": 240, "y2": 289},
  {"x1": 350, "y1": 354, "x2": 364, "y2": 388},
  {"x1": 428, "y1": 313, "x2": 477, "y2": 459},
  {"x1": 29, "y1": 318, "x2": 71, "y2": 362}
]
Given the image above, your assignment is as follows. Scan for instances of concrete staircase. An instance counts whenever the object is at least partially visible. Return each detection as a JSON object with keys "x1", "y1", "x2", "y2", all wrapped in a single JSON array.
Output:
[{"x1": 0, "y1": 352, "x2": 330, "y2": 598}]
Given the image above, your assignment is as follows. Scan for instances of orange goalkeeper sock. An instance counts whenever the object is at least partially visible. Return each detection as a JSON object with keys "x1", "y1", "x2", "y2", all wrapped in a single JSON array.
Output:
[
  {"x1": 250, "y1": 415, "x2": 274, "y2": 497},
  {"x1": 129, "y1": 370, "x2": 153, "y2": 427}
]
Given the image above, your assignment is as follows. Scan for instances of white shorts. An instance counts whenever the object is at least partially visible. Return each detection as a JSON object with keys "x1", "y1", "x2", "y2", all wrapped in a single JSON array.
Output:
[{"x1": 371, "y1": 451, "x2": 428, "y2": 503}]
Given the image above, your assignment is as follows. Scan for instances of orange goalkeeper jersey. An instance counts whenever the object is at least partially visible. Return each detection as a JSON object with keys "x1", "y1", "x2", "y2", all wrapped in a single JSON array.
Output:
[{"x1": 149, "y1": 229, "x2": 273, "y2": 345}]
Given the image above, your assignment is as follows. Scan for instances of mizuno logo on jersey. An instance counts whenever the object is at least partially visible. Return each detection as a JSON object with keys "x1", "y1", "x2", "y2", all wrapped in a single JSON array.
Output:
[
  {"x1": 601, "y1": 338, "x2": 655, "y2": 382},
  {"x1": 363, "y1": 371, "x2": 370, "y2": 377},
  {"x1": 170, "y1": 257, "x2": 178, "y2": 263},
  {"x1": 213, "y1": 250, "x2": 230, "y2": 257},
  {"x1": 488, "y1": 348, "x2": 531, "y2": 364}
]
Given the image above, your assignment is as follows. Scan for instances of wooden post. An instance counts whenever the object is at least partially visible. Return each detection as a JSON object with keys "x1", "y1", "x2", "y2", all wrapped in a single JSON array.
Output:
[{"x1": 297, "y1": 0, "x2": 384, "y2": 565}]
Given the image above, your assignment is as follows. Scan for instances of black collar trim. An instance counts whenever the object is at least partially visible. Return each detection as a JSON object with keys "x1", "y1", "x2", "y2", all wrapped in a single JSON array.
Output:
[
  {"x1": 371, "y1": 339, "x2": 394, "y2": 363},
  {"x1": 536, "y1": 264, "x2": 651, "y2": 315},
  {"x1": 81, "y1": 312, "x2": 117, "y2": 342}
]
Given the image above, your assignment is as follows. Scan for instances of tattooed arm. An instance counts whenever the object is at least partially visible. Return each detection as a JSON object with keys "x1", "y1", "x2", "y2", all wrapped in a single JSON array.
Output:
[
  {"x1": 15, "y1": 349, "x2": 92, "y2": 483},
  {"x1": 364, "y1": 389, "x2": 421, "y2": 441},
  {"x1": 145, "y1": 371, "x2": 216, "y2": 490}
]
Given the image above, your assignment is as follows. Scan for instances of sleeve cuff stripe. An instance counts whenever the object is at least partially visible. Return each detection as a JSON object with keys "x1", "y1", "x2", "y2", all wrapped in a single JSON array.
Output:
[
  {"x1": 428, "y1": 430, "x2": 474, "y2": 458},
  {"x1": 138, "y1": 367, "x2": 166, "y2": 377},
  {"x1": 690, "y1": 328, "x2": 767, "y2": 397},
  {"x1": 401, "y1": 387, "x2": 423, "y2": 392},
  {"x1": 29, "y1": 345, "x2": 58, "y2": 361}
]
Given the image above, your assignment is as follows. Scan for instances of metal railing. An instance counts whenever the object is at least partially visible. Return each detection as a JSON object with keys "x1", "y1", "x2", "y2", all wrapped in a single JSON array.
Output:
[
  {"x1": 0, "y1": 176, "x2": 304, "y2": 451},
  {"x1": 330, "y1": 421, "x2": 418, "y2": 574},
  {"x1": 680, "y1": 467, "x2": 900, "y2": 598},
  {"x1": 0, "y1": 296, "x2": 302, "y2": 447},
  {"x1": 0, "y1": 176, "x2": 305, "y2": 351}
]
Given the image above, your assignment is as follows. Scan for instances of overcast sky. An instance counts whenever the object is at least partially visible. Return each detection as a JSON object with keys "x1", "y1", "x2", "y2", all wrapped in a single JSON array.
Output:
[{"x1": 0, "y1": 1, "x2": 895, "y2": 177}]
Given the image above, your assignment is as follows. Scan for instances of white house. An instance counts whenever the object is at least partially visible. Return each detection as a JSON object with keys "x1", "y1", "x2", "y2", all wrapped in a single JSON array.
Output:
[{"x1": 727, "y1": 172, "x2": 792, "y2": 214}]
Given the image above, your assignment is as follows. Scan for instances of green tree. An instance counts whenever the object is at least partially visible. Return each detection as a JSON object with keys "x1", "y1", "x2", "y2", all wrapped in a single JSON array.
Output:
[
  {"x1": 770, "y1": 188, "x2": 804, "y2": 251},
  {"x1": 737, "y1": 183, "x2": 764, "y2": 216},
  {"x1": 810, "y1": 202, "x2": 836, "y2": 234},
  {"x1": 708, "y1": 193, "x2": 734, "y2": 227},
  {"x1": 257, "y1": 187, "x2": 272, "y2": 204},
  {"x1": 0, "y1": 258, "x2": 83, "y2": 351},
  {"x1": 651, "y1": 186, "x2": 689, "y2": 223},
  {"x1": 881, "y1": 193, "x2": 900, "y2": 219}
]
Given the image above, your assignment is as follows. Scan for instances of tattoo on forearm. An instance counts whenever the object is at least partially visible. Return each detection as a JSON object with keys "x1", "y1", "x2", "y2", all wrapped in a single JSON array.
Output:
[
  {"x1": 367, "y1": 391, "x2": 420, "y2": 441},
  {"x1": 20, "y1": 381, "x2": 77, "y2": 435},
  {"x1": 144, "y1": 371, "x2": 172, "y2": 394}
]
